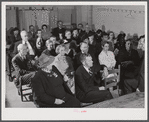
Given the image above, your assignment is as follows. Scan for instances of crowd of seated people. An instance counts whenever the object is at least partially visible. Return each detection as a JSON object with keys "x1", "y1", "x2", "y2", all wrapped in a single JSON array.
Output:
[{"x1": 6, "y1": 20, "x2": 145, "y2": 107}]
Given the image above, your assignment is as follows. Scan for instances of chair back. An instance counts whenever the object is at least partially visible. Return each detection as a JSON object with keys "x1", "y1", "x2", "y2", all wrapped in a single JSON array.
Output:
[{"x1": 104, "y1": 65, "x2": 120, "y2": 90}]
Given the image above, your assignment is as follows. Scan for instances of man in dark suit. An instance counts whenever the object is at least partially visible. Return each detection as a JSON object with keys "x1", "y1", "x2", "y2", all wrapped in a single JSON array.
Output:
[
  {"x1": 77, "y1": 23, "x2": 85, "y2": 39},
  {"x1": 28, "y1": 25, "x2": 36, "y2": 43},
  {"x1": 51, "y1": 20, "x2": 66, "y2": 41},
  {"x1": 13, "y1": 30, "x2": 36, "y2": 60},
  {"x1": 31, "y1": 56, "x2": 80, "y2": 107},
  {"x1": 12, "y1": 44, "x2": 36, "y2": 95},
  {"x1": 34, "y1": 29, "x2": 45, "y2": 57},
  {"x1": 75, "y1": 53, "x2": 113, "y2": 103}
]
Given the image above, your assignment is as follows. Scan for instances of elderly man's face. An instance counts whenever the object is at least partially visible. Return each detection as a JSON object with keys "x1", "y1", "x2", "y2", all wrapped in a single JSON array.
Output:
[
  {"x1": 20, "y1": 45, "x2": 28, "y2": 56},
  {"x1": 21, "y1": 32, "x2": 28, "y2": 41}
]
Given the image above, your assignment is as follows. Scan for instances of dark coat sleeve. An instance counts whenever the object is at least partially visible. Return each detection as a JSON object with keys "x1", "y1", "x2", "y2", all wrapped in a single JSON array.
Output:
[
  {"x1": 13, "y1": 42, "x2": 20, "y2": 55},
  {"x1": 31, "y1": 71, "x2": 55, "y2": 105},
  {"x1": 12, "y1": 56, "x2": 29, "y2": 76}
]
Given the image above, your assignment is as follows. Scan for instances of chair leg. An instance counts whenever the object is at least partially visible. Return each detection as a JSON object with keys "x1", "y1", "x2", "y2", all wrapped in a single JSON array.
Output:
[{"x1": 20, "y1": 80, "x2": 23, "y2": 102}]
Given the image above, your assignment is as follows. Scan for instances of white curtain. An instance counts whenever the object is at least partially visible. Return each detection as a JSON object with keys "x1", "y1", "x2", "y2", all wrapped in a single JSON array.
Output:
[
  {"x1": 6, "y1": 9, "x2": 17, "y2": 31},
  {"x1": 36, "y1": 10, "x2": 49, "y2": 30},
  {"x1": 23, "y1": 10, "x2": 36, "y2": 32}
]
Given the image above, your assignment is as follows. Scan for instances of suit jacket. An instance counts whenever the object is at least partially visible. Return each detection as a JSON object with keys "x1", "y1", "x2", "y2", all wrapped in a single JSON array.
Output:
[
  {"x1": 75, "y1": 65, "x2": 101, "y2": 101},
  {"x1": 74, "y1": 52, "x2": 82, "y2": 70},
  {"x1": 31, "y1": 66, "x2": 73, "y2": 107},
  {"x1": 12, "y1": 53, "x2": 34, "y2": 82},
  {"x1": 51, "y1": 27, "x2": 66, "y2": 40},
  {"x1": 28, "y1": 31, "x2": 36, "y2": 42}
]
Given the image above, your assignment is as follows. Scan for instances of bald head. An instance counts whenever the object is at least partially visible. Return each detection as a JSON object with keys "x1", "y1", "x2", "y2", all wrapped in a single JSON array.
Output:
[
  {"x1": 20, "y1": 30, "x2": 28, "y2": 41},
  {"x1": 17, "y1": 44, "x2": 28, "y2": 56}
]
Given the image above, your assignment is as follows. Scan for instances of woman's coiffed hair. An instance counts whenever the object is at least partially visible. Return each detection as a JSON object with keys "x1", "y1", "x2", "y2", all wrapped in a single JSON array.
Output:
[
  {"x1": 41, "y1": 24, "x2": 48, "y2": 29},
  {"x1": 46, "y1": 39, "x2": 53, "y2": 46},
  {"x1": 108, "y1": 31, "x2": 115, "y2": 39},
  {"x1": 101, "y1": 40, "x2": 109, "y2": 47},
  {"x1": 55, "y1": 44, "x2": 66, "y2": 54}
]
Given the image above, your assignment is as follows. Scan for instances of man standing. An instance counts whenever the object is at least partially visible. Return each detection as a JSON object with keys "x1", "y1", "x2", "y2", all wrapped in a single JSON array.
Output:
[
  {"x1": 51, "y1": 20, "x2": 66, "y2": 41},
  {"x1": 28, "y1": 25, "x2": 36, "y2": 42},
  {"x1": 75, "y1": 53, "x2": 113, "y2": 103}
]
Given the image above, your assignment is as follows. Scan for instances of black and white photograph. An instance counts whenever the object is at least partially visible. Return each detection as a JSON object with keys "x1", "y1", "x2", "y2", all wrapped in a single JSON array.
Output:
[{"x1": 1, "y1": 1, "x2": 147, "y2": 120}]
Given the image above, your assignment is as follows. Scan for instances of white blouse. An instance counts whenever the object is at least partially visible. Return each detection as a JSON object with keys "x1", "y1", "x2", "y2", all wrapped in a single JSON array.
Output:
[{"x1": 98, "y1": 50, "x2": 116, "y2": 69}]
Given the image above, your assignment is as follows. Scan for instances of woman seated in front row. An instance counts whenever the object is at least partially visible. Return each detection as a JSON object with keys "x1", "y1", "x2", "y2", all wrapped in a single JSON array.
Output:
[
  {"x1": 31, "y1": 56, "x2": 80, "y2": 107},
  {"x1": 98, "y1": 41, "x2": 116, "y2": 71},
  {"x1": 53, "y1": 44, "x2": 75, "y2": 95}
]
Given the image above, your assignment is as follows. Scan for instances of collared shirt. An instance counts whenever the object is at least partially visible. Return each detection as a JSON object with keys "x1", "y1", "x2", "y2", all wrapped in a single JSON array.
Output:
[
  {"x1": 36, "y1": 37, "x2": 43, "y2": 49},
  {"x1": 98, "y1": 50, "x2": 116, "y2": 69},
  {"x1": 19, "y1": 53, "x2": 26, "y2": 60},
  {"x1": 83, "y1": 65, "x2": 92, "y2": 75}
]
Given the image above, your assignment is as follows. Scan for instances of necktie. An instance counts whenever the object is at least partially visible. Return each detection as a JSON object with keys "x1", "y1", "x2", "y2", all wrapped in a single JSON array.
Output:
[{"x1": 88, "y1": 68, "x2": 93, "y2": 76}]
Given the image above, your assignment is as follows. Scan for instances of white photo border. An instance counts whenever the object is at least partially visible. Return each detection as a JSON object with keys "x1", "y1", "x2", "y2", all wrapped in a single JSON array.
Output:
[{"x1": 1, "y1": 1, "x2": 148, "y2": 120}]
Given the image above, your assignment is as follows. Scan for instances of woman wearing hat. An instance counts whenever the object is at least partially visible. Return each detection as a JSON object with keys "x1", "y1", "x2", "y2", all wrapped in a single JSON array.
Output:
[{"x1": 31, "y1": 56, "x2": 80, "y2": 107}]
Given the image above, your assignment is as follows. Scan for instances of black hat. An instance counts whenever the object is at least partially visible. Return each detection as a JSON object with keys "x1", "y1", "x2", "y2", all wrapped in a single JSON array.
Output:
[
  {"x1": 88, "y1": 31, "x2": 95, "y2": 37},
  {"x1": 38, "y1": 54, "x2": 55, "y2": 68}
]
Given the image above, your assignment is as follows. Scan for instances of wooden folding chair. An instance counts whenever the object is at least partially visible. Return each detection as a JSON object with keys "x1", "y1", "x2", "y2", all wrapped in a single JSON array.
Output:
[
  {"x1": 104, "y1": 65, "x2": 120, "y2": 98},
  {"x1": 20, "y1": 77, "x2": 33, "y2": 102}
]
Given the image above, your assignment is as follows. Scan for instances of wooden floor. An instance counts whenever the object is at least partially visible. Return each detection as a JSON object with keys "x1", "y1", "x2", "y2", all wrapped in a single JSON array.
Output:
[{"x1": 86, "y1": 92, "x2": 144, "y2": 108}]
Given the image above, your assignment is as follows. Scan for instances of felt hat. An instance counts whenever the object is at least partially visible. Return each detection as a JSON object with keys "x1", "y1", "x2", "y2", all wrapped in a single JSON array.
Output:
[{"x1": 38, "y1": 53, "x2": 55, "y2": 68}]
